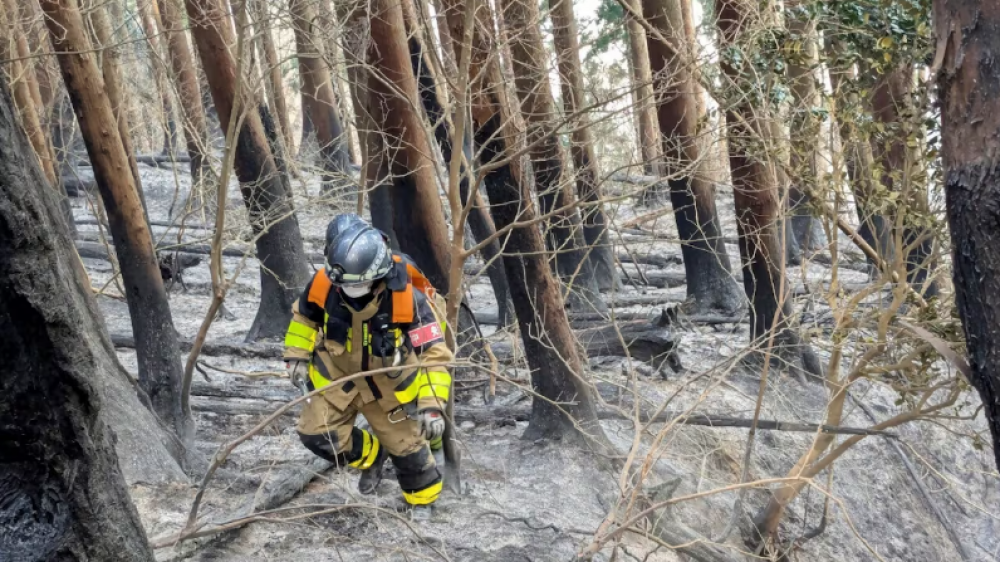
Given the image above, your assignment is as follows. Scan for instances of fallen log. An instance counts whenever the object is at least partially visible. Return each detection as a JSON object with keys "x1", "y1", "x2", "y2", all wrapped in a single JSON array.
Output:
[
  {"x1": 111, "y1": 333, "x2": 284, "y2": 359},
  {"x1": 616, "y1": 251, "x2": 682, "y2": 268},
  {"x1": 62, "y1": 176, "x2": 96, "y2": 197},
  {"x1": 77, "y1": 239, "x2": 325, "y2": 263},
  {"x1": 189, "y1": 395, "x2": 895, "y2": 438},
  {"x1": 76, "y1": 218, "x2": 214, "y2": 230},
  {"x1": 136, "y1": 153, "x2": 192, "y2": 167}
]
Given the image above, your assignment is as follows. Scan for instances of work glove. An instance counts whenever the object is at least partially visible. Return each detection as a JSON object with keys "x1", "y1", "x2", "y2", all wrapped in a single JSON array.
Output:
[
  {"x1": 286, "y1": 360, "x2": 309, "y2": 395},
  {"x1": 416, "y1": 408, "x2": 446, "y2": 441}
]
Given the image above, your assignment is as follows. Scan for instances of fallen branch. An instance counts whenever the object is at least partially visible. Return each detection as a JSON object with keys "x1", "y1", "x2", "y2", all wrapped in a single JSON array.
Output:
[{"x1": 110, "y1": 333, "x2": 284, "y2": 358}]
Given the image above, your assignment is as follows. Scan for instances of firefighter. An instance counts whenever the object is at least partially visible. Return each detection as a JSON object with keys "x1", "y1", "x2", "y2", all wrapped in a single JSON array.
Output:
[{"x1": 283, "y1": 222, "x2": 452, "y2": 519}]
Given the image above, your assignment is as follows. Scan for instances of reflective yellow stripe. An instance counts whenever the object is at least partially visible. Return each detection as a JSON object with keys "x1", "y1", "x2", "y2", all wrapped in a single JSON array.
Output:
[
  {"x1": 417, "y1": 384, "x2": 450, "y2": 402},
  {"x1": 349, "y1": 430, "x2": 381, "y2": 469},
  {"x1": 403, "y1": 480, "x2": 442, "y2": 505},
  {"x1": 346, "y1": 327, "x2": 352, "y2": 353},
  {"x1": 426, "y1": 370, "x2": 451, "y2": 387},
  {"x1": 288, "y1": 321, "x2": 317, "y2": 339},
  {"x1": 285, "y1": 322, "x2": 317, "y2": 351},
  {"x1": 394, "y1": 370, "x2": 451, "y2": 404},
  {"x1": 308, "y1": 364, "x2": 331, "y2": 390},
  {"x1": 429, "y1": 436, "x2": 443, "y2": 450}
]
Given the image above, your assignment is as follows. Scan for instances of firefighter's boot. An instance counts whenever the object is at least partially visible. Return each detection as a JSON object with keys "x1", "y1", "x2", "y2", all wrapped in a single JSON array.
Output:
[{"x1": 358, "y1": 445, "x2": 388, "y2": 495}]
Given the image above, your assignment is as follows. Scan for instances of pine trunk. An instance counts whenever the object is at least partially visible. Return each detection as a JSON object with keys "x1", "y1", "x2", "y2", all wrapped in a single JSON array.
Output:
[
  {"x1": 936, "y1": 0, "x2": 1000, "y2": 472},
  {"x1": 367, "y1": 0, "x2": 453, "y2": 292},
  {"x1": 289, "y1": 0, "x2": 351, "y2": 194},
  {"x1": 157, "y1": 0, "x2": 212, "y2": 184},
  {"x1": 85, "y1": 0, "x2": 150, "y2": 225},
  {"x1": 0, "y1": 77, "x2": 159, "y2": 562},
  {"x1": 404, "y1": 13, "x2": 513, "y2": 325},
  {"x1": 498, "y1": 0, "x2": 604, "y2": 312},
  {"x1": 549, "y1": 0, "x2": 618, "y2": 291},
  {"x1": 40, "y1": 0, "x2": 193, "y2": 455},
  {"x1": 250, "y1": 0, "x2": 294, "y2": 154},
  {"x1": 716, "y1": 0, "x2": 820, "y2": 376},
  {"x1": 185, "y1": 0, "x2": 311, "y2": 341},
  {"x1": 644, "y1": 0, "x2": 744, "y2": 314},
  {"x1": 625, "y1": 0, "x2": 662, "y2": 178},
  {"x1": 439, "y1": 0, "x2": 606, "y2": 442},
  {"x1": 0, "y1": 4, "x2": 58, "y2": 189},
  {"x1": 139, "y1": 0, "x2": 179, "y2": 157}
]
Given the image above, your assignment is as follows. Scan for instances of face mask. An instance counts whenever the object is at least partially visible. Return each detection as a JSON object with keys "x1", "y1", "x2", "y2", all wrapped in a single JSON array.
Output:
[{"x1": 341, "y1": 282, "x2": 373, "y2": 299}]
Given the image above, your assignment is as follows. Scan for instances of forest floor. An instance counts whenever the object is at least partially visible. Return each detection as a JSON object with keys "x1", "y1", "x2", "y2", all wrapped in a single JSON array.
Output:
[{"x1": 74, "y1": 160, "x2": 1000, "y2": 561}]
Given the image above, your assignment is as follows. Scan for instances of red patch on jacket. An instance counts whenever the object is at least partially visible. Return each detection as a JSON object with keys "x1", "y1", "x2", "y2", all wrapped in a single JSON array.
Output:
[{"x1": 409, "y1": 323, "x2": 443, "y2": 347}]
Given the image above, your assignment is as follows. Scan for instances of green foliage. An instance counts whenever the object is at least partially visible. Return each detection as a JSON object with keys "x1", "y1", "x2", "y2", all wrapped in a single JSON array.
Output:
[{"x1": 584, "y1": 0, "x2": 628, "y2": 61}]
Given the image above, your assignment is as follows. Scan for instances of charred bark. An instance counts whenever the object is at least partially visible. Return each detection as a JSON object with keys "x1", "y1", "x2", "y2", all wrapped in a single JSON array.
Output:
[
  {"x1": 0, "y1": 81, "x2": 158, "y2": 562},
  {"x1": 550, "y1": 0, "x2": 618, "y2": 291},
  {"x1": 405, "y1": 24, "x2": 513, "y2": 326},
  {"x1": 498, "y1": 0, "x2": 604, "y2": 312},
  {"x1": 935, "y1": 0, "x2": 1000, "y2": 471},
  {"x1": 289, "y1": 0, "x2": 351, "y2": 194},
  {"x1": 643, "y1": 0, "x2": 744, "y2": 314},
  {"x1": 41, "y1": 0, "x2": 193, "y2": 452},
  {"x1": 186, "y1": 0, "x2": 311, "y2": 340},
  {"x1": 366, "y1": 0, "x2": 453, "y2": 292},
  {"x1": 440, "y1": 0, "x2": 607, "y2": 443},
  {"x1": 716, "y1": 0, "x2": 820, "y2": 377}
]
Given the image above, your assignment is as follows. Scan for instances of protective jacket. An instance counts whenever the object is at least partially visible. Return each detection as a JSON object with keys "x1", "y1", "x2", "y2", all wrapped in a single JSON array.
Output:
[{"x1": 283, "y1": 258, "x2": 452, "y2": 415}]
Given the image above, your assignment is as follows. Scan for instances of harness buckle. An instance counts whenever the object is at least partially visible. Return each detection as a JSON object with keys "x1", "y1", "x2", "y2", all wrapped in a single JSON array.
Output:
[{"x1": 388, "y1": 406, "x2": 409, "y2": 424}]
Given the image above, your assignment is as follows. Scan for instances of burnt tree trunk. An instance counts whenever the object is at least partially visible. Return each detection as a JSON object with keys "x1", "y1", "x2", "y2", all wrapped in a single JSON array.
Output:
[
  {"x1": 40, "y1": 0, "x2": 193, "y2": 455},
  {"x1": 440, "y1": 0, "x2": 607, "y2": 442},
  {"x1": 405, "y1": 17, "x2": 513, "y2": 326},
  {"x1": 186, "y1": 0, "x2": 311, "y2": 340},
  {"x1": 716, "y1": 0, "x2": 820, "y2": 377},
  {"x1": 366, "y1": 0, "x2": 453, "y2": 292},
  {"x1": 158, "y1": 0, "x2": 212, "y2": 185},
  {"x1": 550, "y1": 0, "x2": 618, "y2": 291},
  {"x1": 498, "y1": 0, "x2": 605, "y2": 312},
  {"x1": 872, "y1": 66, "x2": 939, "y2": 298},
  {"x1": 289, "y1": 0, "x2": 351, "y2": 194},
  {"x1": 644, "y1": 0, "x2": 744, "y2": 314},
  {"x1": 935, "y1": 0, "x2": 1000, "y2": 471},
  {"x1": 0, "y1": 77, "x2": 159, "y2": 562}
]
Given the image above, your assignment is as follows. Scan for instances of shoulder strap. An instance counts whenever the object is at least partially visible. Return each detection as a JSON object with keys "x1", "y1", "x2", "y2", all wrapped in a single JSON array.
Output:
[
  {"x1": 391, "y1": 283, "x2": 415, "y2": 324},
  {"x1": 307, "y1": 269, "x2": 333, "y2": 308}
]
